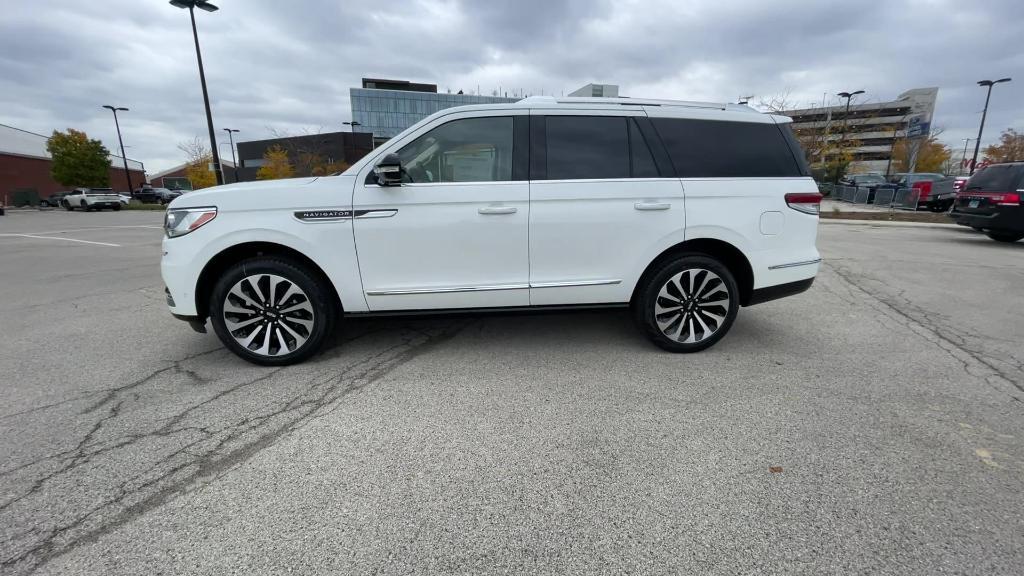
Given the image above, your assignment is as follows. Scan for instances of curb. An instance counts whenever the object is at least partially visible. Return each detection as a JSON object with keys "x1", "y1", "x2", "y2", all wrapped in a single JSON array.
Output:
[{"x1": 820, "y1": 218, "x2": 962, "y2": 230}]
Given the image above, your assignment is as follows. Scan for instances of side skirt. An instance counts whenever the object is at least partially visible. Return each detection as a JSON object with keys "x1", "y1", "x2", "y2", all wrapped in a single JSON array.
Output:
[{"x1": 343, "y1": 302, "x2": 629, "y2": 319}]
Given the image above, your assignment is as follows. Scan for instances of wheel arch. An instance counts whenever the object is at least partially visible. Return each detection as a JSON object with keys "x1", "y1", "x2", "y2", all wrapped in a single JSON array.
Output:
[
  {"x1": 194, "y1": 241, "x2": 342, "y2": 320},
  {"x1": 631, "y1": 238, "x2": 755, "y2": 306}
]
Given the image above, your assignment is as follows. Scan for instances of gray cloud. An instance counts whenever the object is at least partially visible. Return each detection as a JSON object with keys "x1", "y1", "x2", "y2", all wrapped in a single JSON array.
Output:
[{"x1": 2, "y1": 0, "x2": 1022, "y2": 173}]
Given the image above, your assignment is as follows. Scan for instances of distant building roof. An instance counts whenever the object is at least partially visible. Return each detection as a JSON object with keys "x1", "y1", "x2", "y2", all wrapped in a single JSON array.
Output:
[
  {"x1": 148, "y1": 159, "x2": 235, "y2": 181},
  {"x1": 0, "y1": 123, "x2": 144, "y2": 171},
  {"x1": 361, "y1": 78, "x2": 438, "y2": 93}
]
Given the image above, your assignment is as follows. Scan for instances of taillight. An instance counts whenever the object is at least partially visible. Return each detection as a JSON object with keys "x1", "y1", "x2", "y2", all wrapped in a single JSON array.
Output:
[
  {"x1": 913, "y1": 181, "x2": 932, "y2": 198},
  {"x1": 785, "y1": 192, "x2": 822, "y2": 215},
  {"x1": 992, "y1": 192, "x2": 1021, "y2": 206}
]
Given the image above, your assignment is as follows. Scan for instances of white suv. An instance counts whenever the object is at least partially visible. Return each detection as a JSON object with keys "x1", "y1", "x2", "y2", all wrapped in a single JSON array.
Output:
[{"x1": 162, "y1": 96, "x2": 821, "y2": 365}]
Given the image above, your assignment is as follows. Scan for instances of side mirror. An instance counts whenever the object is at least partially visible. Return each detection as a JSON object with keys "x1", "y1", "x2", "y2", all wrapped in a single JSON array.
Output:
[{"x1": 373, "y1": 153, "x2": 403, "y2": 187}]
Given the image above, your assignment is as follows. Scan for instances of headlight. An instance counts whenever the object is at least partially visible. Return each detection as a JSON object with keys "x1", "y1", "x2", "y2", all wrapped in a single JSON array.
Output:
[{"x1": 165, "y1": 207, "x2": 217, "y2": 238}]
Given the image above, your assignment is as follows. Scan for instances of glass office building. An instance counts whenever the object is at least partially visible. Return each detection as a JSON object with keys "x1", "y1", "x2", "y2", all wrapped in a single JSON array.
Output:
[{"x1": 350, "y1": 79, "x2": 518, "y2": 143}]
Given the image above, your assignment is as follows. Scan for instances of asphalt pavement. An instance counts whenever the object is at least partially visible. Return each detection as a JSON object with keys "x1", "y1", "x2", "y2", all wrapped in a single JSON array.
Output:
[{"x1": 1, "y1": 210, "x2": 1022, "y2": 575}]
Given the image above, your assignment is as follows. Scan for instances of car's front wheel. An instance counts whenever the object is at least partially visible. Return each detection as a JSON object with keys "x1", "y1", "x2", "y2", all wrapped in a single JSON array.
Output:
[
  {"x1": 986, "y1": 231, "x2": 1024, "y2": 243},
  {"x1": 635, "y1": 255, "x2": 740, "y2": 353},
  {"x1": 209, "y1": 257, "x2": 336, "y2": 366},
  {"x1": 63, "y1": 201, "x2": 73, "y2": 211}
]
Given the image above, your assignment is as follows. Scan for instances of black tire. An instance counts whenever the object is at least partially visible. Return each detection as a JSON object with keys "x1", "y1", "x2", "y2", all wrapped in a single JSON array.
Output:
[
  {"x1": 986, "y1": 231, "x2": 1024, "y2": 243},
  {"x1": 40, "y1": 200, "x2": 50, "y2": 207},
  {"x1": 209, "y1": 257, "x2": 337, "y2": 366},
  {"x1": 112, "y1": 204, "x2": 122, "y2": 211},
  {"x1": 80, "y1": 201, "x2": 89, "y2": 212},
  {"x1": 634, "y1": 254, "x2": 740, "y2": 353},
  {"x1": 64, "y1": 201, "x2": 73, "y2": 211}
]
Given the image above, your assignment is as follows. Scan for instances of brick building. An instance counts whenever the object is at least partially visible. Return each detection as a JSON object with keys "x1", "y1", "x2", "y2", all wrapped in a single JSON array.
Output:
[
  {"x1": 147, "y1": 160, "x2": 238, "y2": 190},
  {"x1": 0, "y1": 123, "x2": 145, "y2": 205}
]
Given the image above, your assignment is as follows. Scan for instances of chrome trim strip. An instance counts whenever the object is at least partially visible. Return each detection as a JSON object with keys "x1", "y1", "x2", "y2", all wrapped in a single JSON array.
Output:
[
  {"x1": 366, "y1": 283, "x2": 530, "y2": 296},
  {"x1": 768, "y1": 258, "x2": 822, "y2": 270},
  {"x1": 355, "y1": 209, "x2": 398, "y2": 219},
  {"x1": 529, "y1": 279, "x2": 622, "y2": 288},
  {"x1": 365, "y1": 279, "x2": 622, "y2": 296}
]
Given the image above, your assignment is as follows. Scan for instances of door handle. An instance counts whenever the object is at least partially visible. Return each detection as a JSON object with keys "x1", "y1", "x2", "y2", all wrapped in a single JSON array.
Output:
[
  {"x1": 478, "y1": 206, "x2": 517, "y2": 215},
  {"x1": 634, "y1": 202, "x2": 671, "y2": 211}
]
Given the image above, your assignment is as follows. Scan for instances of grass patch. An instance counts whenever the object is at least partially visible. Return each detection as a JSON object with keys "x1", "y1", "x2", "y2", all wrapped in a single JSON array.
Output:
[
  {"x1": 122, "y1": 203, "x2": 167, "y2": 211},
  {"x1": 820, "y1": 210, "x2": 954, "y2": 224}
]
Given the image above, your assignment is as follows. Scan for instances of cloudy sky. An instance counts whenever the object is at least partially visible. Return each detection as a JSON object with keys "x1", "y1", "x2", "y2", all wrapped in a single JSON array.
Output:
[{"x1": 3, "y1": 0, "x2": 1022, "y2": 173}]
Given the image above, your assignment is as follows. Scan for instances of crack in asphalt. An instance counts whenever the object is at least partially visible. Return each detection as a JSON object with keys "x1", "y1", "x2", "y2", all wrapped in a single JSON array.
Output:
[
  {"x1": 0, "y1": 319, "x2": 470, "y2": 575},
  {"x1": 822, "y1": 261, "x2": 1024, "y2": 403}
]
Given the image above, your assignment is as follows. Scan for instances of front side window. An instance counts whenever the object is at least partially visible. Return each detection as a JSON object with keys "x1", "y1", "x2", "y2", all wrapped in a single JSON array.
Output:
[{"x1": 396, "y1": 116, "x2": 513, "y2": 183}]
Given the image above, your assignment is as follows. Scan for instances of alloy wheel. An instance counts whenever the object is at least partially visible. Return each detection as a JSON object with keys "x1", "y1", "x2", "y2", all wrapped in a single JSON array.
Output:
[
  {"x1": 222, "y1": 273, "x2": 315, "y2": 357},
  {"x1": 654, "y1": 268, "x2": 731, "y2": 344}
]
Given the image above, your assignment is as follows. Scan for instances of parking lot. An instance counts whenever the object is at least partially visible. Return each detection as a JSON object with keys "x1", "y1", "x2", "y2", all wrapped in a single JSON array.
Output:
[{"x1": 1, "y1": 209, "x2": 1023, "y2": 575}]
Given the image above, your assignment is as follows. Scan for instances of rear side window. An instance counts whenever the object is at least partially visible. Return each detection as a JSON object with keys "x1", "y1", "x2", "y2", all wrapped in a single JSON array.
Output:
[
  {"x1": 965, "y1": 164, "x2": 1024, "y2": 192},
  {"x1": 546, "y1": 116, "x2": 629, "y2": 180},
  {"x1": 651, "y1": 118, "x2": 805, "y2": 178}
]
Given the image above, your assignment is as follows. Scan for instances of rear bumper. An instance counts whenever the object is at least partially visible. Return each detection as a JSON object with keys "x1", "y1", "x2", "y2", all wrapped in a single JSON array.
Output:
[{"x1": 950, "y1": 206, "x2": 1024, "y2": 231}]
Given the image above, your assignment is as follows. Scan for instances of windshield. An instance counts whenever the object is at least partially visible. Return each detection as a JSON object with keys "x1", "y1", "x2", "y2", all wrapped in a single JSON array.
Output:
[
  {"x1": 853, "y1": 174, "x2": 886, "y2": 184},
  {"x1": 965, "y1": 164, "x2": 1024, "y2": 192},
  {"x1": 86, "y1": 188, "x2": 115, "y2": 195}
]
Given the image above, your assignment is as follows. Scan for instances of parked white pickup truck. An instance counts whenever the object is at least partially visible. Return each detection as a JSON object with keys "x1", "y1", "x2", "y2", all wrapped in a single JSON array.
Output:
[{"x1": 63, "y1": 188, "x2": 123, "y2": 211}]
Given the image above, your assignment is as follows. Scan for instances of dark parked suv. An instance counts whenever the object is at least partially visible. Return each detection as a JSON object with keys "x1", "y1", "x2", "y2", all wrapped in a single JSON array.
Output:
[
  {"x1": 134, "y1": 187, "x2": 182, "y2": 204},
  {"x1": 949, "y1": 162, "x2": 1024, "y2": 243}
]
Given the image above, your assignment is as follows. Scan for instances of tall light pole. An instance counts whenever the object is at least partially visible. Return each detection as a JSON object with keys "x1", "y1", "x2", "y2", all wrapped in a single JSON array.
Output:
[
  {"x1": 960, "y1": 138, "x2": 975, "y2": 176},
  {"x1": 170, "y1": 0, "x2": 223, "y2": 185},
  {"x1": 102, "y1": 105, "x2": 133, "y2": 195},
  {"x1": 969, "y1": 78, "x2": 1011, "y2": 175},
  {"x1": 835, "y1": 90, "x2": 864, "y2": 183},
  {"x1": 222, "y1": 128, "x2": 240, "y2": 182}
]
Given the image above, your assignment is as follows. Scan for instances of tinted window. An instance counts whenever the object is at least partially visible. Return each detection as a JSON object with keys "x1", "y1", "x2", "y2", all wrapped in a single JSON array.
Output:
[
  {"x1": 629, "y1": 119, "x2": 659, "y2": 178},
  {"x1": 397, "y1": 116, "x2": 513, "y2": 183},
  {"x1": 546, "y1": 116, "x2": 629, "y2": 180},
  {"x1": 652, "y1": 118, "x2": 804, "y2": 178},
  {"x1": 965, "y1": 164, "x2": 1024, "y2": 192}
]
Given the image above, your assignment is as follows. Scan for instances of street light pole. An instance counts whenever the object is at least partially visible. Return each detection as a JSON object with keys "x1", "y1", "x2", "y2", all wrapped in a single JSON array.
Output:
[
  {"x1": 342, "y1": 121, "x2": 361, "y2": 133},
  {"x1": 835, "y1": 90, "x2": 865, "y2": 183},
  {"x1": 223, "y1": 128, "x2": 240, "y2": 182},
  {"x1": 969, "y1": 78, "x2": 1011, "y2": 175},
  {"x1": 102, "y1": 105, "x2": 133, "y2": 195},
  {"x1": 171, "y1": 0, "x2": 223, "y2": 185}
]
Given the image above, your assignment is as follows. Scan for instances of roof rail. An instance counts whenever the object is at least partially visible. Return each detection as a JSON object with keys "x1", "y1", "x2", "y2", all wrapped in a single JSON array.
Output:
[{"x1": 520, "y1": 95, "x2": 752, "y2": 111}]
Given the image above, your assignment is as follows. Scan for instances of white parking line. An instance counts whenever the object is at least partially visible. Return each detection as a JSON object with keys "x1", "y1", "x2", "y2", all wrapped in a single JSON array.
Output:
[{"x1": 0, "y1": 234, "x2": 121, "y2": 247}]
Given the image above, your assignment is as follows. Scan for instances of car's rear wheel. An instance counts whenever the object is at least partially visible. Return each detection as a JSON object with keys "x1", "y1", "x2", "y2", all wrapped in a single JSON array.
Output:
[
  {"x1": 209, "y1": 257, "x2": 336, "y2": 366},
  {"x1": 634, "y1": 254, "x2": 740, "y2": 353},
  {"x1": 112, "y1": 204, "x2": 121, "y2": 211},
  {"x1": 986, "y1": 231, "x2": 1024, "y2": 243}
]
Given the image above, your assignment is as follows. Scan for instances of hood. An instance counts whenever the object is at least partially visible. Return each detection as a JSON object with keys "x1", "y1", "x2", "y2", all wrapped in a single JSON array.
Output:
[{"x1": 167, "y1": 175, "x2": 355, "y2": 212}]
